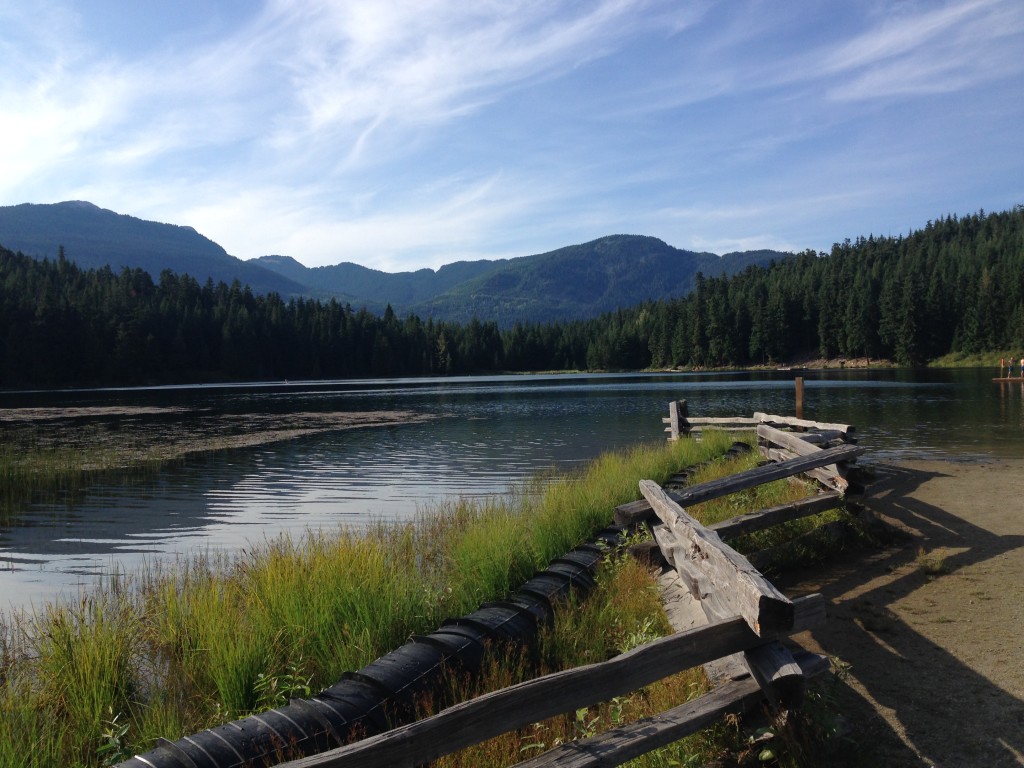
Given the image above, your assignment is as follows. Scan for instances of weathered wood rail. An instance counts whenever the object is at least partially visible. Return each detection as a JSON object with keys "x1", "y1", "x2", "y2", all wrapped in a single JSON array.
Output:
[
  {"x1": 276, "y1": 407, "x2": 857, "y2": 768},
  {"x1": 664, "y1": 399, "x2": 855, "y2": 442},
  {"x1": 663, "y1": 400, "x2": 861, "y2": 494}
]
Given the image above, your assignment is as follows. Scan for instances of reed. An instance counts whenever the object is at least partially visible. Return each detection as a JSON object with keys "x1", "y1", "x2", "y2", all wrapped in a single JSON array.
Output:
[
  {"x1": 0, "y1": 433, "x2": 763, "y2": 766},
  {"x1": 0, "y1": 692, "x2": 68, "y2": 768}
]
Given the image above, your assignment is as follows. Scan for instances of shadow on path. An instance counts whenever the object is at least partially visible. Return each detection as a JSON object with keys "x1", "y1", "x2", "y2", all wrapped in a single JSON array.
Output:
[{"x1": 777, "y1": 462, "x2": 1024, "y2": 768}]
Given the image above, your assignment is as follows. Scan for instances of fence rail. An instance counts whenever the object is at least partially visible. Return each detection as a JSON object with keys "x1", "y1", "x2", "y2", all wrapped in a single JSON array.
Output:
[
  {"x1": 277, "y1": 404, "x2": 857, "y2": 768},
  {"x1": 283, "y1": 602, "x2": 824, "y2": 768}
]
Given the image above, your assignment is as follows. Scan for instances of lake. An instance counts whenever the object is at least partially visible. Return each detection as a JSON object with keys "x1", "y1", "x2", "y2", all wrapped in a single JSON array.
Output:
[{"x1": 2, "y1": 368, "x2": 1022, "y2": 614}]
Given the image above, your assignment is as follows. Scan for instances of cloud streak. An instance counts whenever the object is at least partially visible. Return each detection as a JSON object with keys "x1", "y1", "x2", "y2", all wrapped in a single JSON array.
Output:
[
  {"x1": 0, "y1": 0, "x2": 1021, "y2": 270},
  {"x1": 822, "y1": 0, "x2": 1024, "y2": 100}
]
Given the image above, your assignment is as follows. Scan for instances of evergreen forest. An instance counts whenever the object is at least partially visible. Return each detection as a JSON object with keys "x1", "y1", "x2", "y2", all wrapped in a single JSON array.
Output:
[{"x1": 1, "y1": 207, "x2": 1022, "y2": 388}]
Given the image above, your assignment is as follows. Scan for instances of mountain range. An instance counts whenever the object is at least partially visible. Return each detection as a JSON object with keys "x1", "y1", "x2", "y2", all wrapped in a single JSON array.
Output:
[{"x1": 0, "y1": 201, "x2": 789, "y2": 325}]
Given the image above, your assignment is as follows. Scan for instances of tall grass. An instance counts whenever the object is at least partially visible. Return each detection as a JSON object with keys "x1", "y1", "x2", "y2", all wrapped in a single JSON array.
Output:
[
  {"x1": 0, "y1": 430, "x2": 754, "y2": 766},
  {"x1": 682, "y1": 445, "x2": 854, "y2": 566},
  {"x1": 432, "y1": 545, "x2": 755, "y2": 768}
]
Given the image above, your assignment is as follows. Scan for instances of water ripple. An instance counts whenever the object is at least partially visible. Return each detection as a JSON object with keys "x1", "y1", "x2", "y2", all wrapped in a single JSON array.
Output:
[{"x1": 2, "y1": 369, "x2": 1022, "y2": 614}]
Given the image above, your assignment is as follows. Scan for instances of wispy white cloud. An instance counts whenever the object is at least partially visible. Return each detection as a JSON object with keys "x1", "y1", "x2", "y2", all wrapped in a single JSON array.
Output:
[
  {"x1": 822, "y1": 0, "x2": 1024, "y2": 99},
  {"x1": 0, "y1": 0, "x2": 1021, "y2": 271},
  {"x1": 141, "y1": 164, "x2": 585, "y2": 270},
  {"x1": 248, "y1": 0, "x2": 664, "y2": 162}
]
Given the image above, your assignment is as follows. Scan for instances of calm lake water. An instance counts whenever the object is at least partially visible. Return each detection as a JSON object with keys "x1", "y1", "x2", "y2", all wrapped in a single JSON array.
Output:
[{"x1": 2, "y1": 369, "x2": 1022, "y2": 614}]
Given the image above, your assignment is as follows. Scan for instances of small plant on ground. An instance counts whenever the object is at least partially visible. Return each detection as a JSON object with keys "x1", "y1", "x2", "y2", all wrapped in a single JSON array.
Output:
[{"x1": 915, "y1": 546, "x2": 949, "y2": 575}]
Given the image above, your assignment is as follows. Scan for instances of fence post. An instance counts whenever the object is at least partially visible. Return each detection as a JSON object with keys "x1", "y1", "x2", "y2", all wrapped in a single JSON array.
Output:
[
  {"x1": 667, "y1": 399, "x2": 688, "y2": 441},
  {"x1": 794, "y1": 378, "x2": 804, "y2": 420},
  {"x1": 668, "y1": 401, "x2": 680, "y2": 441}
]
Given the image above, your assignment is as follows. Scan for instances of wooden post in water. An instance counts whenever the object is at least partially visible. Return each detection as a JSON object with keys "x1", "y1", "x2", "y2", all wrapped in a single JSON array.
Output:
[
  {"x1": 794, "y1": 377, "x2": 804, "y2": 420},
  {"x1": 666, "y1": 399, "x2": 688, "y2": 441}
]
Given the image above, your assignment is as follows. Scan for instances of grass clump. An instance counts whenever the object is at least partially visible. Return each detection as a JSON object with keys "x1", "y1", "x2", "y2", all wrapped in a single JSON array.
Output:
[
  {"x1": 0, "y1": 433, "x2": 738, "y2": 766},
  {"x1": 915, "y1": 547, "x2": 949, "y2": 575},
  {"x1": 683, "y1": 441, "x2": 865, "y2": 573}
]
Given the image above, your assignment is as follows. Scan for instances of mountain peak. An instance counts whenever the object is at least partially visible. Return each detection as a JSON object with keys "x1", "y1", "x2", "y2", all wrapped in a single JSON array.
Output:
[{"x1": 58, "y1": 200, "x2": 102, "y2": 210}]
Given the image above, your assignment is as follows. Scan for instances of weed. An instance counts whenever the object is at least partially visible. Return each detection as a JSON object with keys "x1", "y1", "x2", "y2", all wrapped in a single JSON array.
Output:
[
  {"x1": 96, "y1": 709, "x2": 132, "y2": 768},
  {"x1": 915, "y1": 547, "x2": 949, "y2": 575},
  {"x1": 254, "y1": 659, "x2": 313, "y2": 711}
]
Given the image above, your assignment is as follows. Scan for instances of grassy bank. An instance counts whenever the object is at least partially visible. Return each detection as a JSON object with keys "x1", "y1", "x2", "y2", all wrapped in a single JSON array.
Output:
[
  {"x1": 928, "y1": 350, "x2": 1018, "y2": 368},
  {"x1": 0, "y1": 432, "x2": 850, "y2": 767}
]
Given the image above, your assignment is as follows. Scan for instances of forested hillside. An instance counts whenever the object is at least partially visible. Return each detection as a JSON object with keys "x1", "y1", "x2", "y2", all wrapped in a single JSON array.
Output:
[
  {"x1": 640, "y1": 207, "x2": 1024, "y2": 369},
  {"x1": 0, "y1": 248, "x2": 562, "y2": 386},
  {"x1": 2, "y1": 202, "x2": 784, "y2": 325},
  {"x1": 0, "y1": 207, "x2": 1021, "y2": 387},
  {"x1": 254, "y1": 235, "x2": 780, "y2": 325}
]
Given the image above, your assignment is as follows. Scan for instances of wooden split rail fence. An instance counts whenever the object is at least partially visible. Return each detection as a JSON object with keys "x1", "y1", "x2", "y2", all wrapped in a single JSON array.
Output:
[
  {"x1": 664, "y1": 400, "x2": 859, "y2": 494},
  {"x1": 280, "y1": 408, "x2": 864, "y2": 768}
]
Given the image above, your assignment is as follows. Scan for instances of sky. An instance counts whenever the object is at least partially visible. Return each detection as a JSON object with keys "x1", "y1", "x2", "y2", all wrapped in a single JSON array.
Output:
[{"x1": 1, "y1": 0, "x2": 1022, "y2": 272}]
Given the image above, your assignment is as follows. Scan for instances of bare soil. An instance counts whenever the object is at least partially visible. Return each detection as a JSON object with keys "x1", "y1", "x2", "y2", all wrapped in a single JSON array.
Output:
[{"x1": 778, "y1": 459, "x2": 1024, "y2": 767}]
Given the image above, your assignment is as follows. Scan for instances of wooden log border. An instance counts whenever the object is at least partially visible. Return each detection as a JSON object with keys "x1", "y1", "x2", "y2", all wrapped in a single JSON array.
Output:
[
  {"x1": 280, "y1": 601, "x2": 825, "y2": 768},
  {"x1": 639, "y1": 480, "x2": 794, "y2": 636},
  {"x1": 662, "y1": 404, "x2": 855, "y2": 442}
]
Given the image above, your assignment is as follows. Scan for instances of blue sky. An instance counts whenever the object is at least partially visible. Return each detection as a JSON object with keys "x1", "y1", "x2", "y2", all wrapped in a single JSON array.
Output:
[{"x1": 1, "y1": 0, "x2": 1022, "y2": 271}]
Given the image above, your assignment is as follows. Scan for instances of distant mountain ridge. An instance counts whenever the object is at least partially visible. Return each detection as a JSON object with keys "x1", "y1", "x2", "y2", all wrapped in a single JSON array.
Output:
[
  {"x1": 254, "y1": 237, "x2": 786, "y2": 324},
  {"x1": 0, "y1": 201, "x2": 790, "y2": 324},
  {"x1": 0, "y1": 201, "x2": 304, "y2": 297}
]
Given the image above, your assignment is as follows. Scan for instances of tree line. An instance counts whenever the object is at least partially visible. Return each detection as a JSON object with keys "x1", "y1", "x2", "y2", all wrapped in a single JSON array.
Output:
[
  {"x1": 1, "y1": 206, "x2": 1022, "y2": 388},
  {"x1": 643, "y1": 206, "x2": 1024, "y2": 368}
]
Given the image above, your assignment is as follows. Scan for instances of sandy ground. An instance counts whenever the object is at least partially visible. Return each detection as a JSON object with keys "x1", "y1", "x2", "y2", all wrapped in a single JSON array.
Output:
[{"x1": 777, "y1": 459, "x2": 1024, "y2": 767}]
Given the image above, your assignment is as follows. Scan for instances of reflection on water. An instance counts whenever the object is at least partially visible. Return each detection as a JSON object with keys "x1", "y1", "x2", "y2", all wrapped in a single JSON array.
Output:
[{"x1": 1, "y1": 369, "x2": 1022, "y2": 613}]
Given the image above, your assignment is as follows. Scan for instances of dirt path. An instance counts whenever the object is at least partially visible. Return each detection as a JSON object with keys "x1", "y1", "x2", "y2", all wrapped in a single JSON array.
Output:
[{"x1": 778, "y1": 459, "x2": 1024, "y2": 767}]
